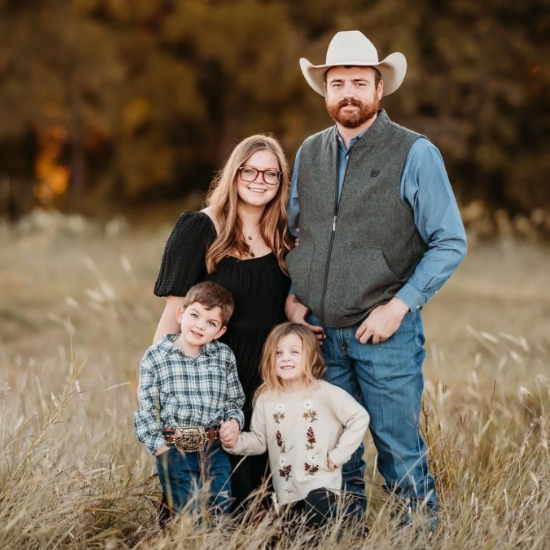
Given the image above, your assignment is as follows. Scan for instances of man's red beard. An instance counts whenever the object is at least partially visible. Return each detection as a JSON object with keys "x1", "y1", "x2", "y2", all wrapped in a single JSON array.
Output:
[{"x1": 326, "y1": 97, "x2": 379, "y2": 129}]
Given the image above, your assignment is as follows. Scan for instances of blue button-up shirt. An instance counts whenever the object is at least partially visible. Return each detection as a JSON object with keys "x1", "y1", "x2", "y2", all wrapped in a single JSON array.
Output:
[{"x1": 287, "y1": 127, "x2": 467, "y2": 312}]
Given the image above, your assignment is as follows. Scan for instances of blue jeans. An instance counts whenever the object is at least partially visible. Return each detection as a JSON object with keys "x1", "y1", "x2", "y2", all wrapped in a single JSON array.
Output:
[
  {"x1": 308, "y1": 310, "x2": 437, "y2": 516},
  {"x1": 156, "y1": 441, "x2": 232, "y2": 516}
]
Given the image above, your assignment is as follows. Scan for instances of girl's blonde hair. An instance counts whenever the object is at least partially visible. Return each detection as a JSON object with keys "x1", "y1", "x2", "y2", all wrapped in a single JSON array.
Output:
[
  {"x1": 205, "y1": 134, "x2": 293, "y2": 274},
  {"x1": 255, "y1": 322, "x2": 326, "y2": 401}
]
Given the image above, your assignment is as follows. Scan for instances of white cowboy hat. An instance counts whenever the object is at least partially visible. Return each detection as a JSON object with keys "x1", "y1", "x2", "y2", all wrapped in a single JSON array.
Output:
[{"x1": 300, "y1": 30, "x2": 407, "y2": 97}]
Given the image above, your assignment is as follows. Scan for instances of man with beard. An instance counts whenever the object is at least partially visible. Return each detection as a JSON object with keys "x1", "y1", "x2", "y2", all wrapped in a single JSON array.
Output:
[{"x1": 285, "y1": 31, "x2": 467, "y2": 526}]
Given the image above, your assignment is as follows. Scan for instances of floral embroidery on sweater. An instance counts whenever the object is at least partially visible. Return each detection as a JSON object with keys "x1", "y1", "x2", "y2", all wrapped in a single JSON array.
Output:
[
  {"x1": 304, "y1": 454, "x2": 319, "y2": 476},
  {"x1": 304, "y1": 462, "x2": 319, "y2": 476},
  {"x1": 305, "y1": 427, "x2": 316, "y2": 450},
  {"x1": 276, "y1": 430, "x2": 286, "y2": 453},
  {"x1": 279, "y1": 457, "x2": 292, "y2": 481},
  {"x1": 273, "y1": 403, "x2": 286, "y2": 424},
  {"x1": 302, "y1": 400, "x2": 318, "y2": 423}
]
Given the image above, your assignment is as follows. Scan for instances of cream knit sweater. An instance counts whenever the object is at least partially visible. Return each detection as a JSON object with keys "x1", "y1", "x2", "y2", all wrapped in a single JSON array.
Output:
[{"x1": 225, "y1": 380, "x2": 369, "y2": 505}]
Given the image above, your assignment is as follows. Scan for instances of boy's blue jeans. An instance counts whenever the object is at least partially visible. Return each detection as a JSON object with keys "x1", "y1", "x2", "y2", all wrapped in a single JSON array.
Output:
[
  {"x1": 307, "y1": 310, "x2": 438, "y2": 518},
  {"x1": 156, "y1": 440, "x2": 232, "y2": 516}
]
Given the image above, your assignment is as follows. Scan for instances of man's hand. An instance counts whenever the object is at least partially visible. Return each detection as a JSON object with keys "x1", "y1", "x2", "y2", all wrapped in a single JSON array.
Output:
[
  {"x1": 154, "y1": 444, "x2": 171, "y2": 457},
  {"x1": 285, "y1": 295, "x2": 324, "y2": 342},
  {"x1": 355, "y1": 297, "x2": 410, "y2": 345},
  {"x1": 327, "y1": 455, "x2": 337, "y2": 471},
  {"x1": 220, "y1": 419, "x2": 240, "y2": 448}
]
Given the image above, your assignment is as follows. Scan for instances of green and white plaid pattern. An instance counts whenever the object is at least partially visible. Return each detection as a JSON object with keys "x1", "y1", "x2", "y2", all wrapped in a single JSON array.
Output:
[{"x1": 134, "y1": 334, "x2": 245, "y2": 455}]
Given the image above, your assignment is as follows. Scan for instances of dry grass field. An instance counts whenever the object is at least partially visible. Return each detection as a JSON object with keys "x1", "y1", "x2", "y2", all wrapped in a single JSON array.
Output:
[{"x1": 1, "y1": 214, "x2": 549, "y2": 550}]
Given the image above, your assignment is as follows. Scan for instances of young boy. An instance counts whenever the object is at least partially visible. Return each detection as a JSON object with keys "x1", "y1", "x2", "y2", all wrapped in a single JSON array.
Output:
[{"x1": 134, "y1": 281, "x2": 245, "y2": 518}]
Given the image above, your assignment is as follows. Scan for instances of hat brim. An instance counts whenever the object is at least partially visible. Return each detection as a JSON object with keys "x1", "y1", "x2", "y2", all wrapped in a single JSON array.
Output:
[{"x1": 299, "y1": 52, "x2": 407, "y2": 97}]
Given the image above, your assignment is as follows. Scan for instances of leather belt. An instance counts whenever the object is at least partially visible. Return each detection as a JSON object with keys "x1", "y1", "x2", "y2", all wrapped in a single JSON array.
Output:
[{"x1": 163, "y1": 426, "x2": 220, "y2": 452}]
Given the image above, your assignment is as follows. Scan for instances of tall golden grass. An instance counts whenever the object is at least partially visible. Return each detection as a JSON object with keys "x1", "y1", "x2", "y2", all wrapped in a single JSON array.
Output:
[{"x1": 1, "y1": 220, "x2": 549, "y2": 549}]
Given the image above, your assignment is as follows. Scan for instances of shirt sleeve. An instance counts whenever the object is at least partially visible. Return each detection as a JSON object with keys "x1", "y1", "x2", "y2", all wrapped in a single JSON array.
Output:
[
  {"x1": 325, "y1": 384, "x2": 370, "y2": 467},
  {"x1": 154, "y1": 211, "x2": 217, "y2": 297},
  {"x1": 287, "y1": 147, "x2": 302, "y2": 239},
  {"x1": 224, "y1": 394, "x2": 268, "y2": 456},
  {"x1": 134, "y1": 350, "x2": 167, "y2": 455},
  {"x1": 222, "y1": 352, "x2": 246, "y2": 430},
  {"x1": 396, "y1": 139, "x2": 468, "y2": 311}
]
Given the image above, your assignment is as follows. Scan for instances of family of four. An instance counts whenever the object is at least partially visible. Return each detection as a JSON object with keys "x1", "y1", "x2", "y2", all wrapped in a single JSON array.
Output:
[{"x1": 134, "y1": 30, "x2": 467, "y2": 530}]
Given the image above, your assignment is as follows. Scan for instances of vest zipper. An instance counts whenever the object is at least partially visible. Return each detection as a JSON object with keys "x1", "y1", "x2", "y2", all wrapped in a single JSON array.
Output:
[{"x1": 319, "y1": 145, "x2": 355, "y2": 328}]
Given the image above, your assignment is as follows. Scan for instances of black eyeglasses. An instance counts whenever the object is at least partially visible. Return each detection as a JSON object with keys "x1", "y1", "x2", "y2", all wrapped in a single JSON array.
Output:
[{"x1": 238, "y1": 166, "x2": 282, "y2": 186}]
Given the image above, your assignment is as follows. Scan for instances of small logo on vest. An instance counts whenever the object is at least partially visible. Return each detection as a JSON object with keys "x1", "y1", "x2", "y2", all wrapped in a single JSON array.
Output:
[{"x1": 370, "y1": 170, "x2": 379, "y2": 177}]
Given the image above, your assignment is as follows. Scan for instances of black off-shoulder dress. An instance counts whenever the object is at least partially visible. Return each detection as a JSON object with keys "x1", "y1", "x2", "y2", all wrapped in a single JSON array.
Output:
[{"x1": 154, "y1": 211, "x2": 291, "y2": 505}]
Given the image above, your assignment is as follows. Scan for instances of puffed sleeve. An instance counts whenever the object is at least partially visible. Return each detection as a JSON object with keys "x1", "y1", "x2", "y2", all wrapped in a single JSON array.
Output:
[{"x1": 154, "y1": 211, "x2": 217, "y2": 297}]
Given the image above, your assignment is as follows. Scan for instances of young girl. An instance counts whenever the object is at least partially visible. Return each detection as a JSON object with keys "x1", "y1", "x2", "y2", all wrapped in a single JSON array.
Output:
[{"x1": 222, "y1": 322, "x2": 369, "y2": 526}]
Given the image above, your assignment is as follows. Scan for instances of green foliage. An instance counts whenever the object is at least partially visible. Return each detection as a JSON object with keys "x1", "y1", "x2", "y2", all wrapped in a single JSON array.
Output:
[{"x1": 0, "y1": 0, "x2": 548, "y2": 223}]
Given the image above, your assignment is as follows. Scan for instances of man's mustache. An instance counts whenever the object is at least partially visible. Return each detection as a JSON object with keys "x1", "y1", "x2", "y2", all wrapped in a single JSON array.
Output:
[{"x1": 338, "y1": 98, "x2": 363, "y2": 109}]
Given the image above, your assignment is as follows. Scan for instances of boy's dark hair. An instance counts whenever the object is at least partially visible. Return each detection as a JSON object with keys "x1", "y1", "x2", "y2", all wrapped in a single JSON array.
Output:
[{"x1": 183, "y1": 281, "x2": 234, "y2": 326}]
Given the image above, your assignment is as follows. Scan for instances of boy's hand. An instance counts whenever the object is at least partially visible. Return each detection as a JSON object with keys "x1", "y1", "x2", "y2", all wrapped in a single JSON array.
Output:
[
  {"x1": 327, "y1": 455, "x2": 337, "y2": 471},
  {"x1": 154, "y1": 444, "x2": 171, "y2": 457},
  {"x1": 220, "y1": 419, "x2": 240, "y2": 448}
]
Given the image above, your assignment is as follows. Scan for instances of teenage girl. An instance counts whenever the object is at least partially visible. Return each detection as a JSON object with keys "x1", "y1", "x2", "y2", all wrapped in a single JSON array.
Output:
[
  {"x1": 153, "y1": 134, "x2": 293, "y2": 511},
  {"x1": 222, "y1": 322, "x2": 369, "y2": 526}
]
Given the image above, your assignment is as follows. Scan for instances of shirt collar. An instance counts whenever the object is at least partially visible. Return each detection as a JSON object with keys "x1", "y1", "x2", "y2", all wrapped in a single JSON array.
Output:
[
  {"x1": 334, "y1": 126, "x2": 370, "y2": 151},
  {"x1": 158, "y1": 334, "x2": 220, "y2": 357}
]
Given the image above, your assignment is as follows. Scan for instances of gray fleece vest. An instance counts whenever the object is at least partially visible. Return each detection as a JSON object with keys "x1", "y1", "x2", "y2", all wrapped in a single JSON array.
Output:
[{"x1": 286, "y1": 110, "x2": 428, "y2": 328}]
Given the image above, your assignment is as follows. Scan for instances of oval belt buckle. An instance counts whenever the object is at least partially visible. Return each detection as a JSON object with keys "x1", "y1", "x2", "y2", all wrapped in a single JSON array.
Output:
[{"x1": 174, "y1": 426, "x2": 207, "y2": 452}]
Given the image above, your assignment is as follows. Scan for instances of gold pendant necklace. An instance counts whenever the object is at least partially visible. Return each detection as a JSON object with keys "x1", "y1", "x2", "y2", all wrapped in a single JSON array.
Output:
[{"x1": 243, "y1": 227, "x2": 261, "y2": 258}]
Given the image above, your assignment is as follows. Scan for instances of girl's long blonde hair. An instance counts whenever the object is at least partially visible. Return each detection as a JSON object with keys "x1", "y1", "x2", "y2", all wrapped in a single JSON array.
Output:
[
  {"x1": 205, "y1": 134, "x2": 293, "y2": 274},
  {"x1": 255, "y1": 323, "x2": 326, "y2": 401}
]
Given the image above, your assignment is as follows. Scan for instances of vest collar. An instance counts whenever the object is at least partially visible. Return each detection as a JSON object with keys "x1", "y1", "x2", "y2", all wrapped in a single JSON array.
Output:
[{"x1": 333, "y1": 109, "x2": 391, "y2": 149}]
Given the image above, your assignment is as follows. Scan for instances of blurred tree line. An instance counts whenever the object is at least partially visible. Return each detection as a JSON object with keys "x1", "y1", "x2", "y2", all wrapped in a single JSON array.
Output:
[{"x1": 0, "y1": 0, "x2": 548, "y2": 234}]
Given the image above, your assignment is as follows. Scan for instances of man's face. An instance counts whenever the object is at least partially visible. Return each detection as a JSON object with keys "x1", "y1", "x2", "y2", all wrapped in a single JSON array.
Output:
[{"x1": 324, "y1": 66, "x2": 383, "y2": 129}]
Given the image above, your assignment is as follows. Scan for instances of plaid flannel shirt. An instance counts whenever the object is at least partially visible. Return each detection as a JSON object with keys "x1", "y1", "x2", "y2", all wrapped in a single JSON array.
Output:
[{"x1": 134, "y1": 334, "x2": 245, "y2": 455}]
